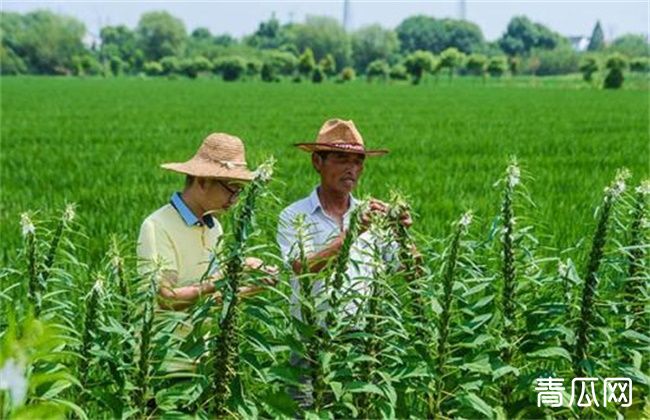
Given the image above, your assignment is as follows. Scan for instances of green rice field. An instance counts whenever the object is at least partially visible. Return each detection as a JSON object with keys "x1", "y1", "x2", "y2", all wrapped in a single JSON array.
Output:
[{"x1": 1, "y1": 76, "x2": 647, "y2": 260}]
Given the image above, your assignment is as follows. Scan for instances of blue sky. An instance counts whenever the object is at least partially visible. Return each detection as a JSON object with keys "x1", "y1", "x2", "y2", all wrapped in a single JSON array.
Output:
[{"x1": 2, "y1": 1, "x2": 648, "y2": 41}]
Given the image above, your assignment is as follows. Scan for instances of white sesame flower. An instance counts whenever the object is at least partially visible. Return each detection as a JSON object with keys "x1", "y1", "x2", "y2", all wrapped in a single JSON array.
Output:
[
  {"x1": 606, "y1": 168, "x2": 631, "y2": 199},
  {"x1": 507, "y1": 163, "x2": 521, "y2": 188},
  {"x1": 254, "y1": 158, "x2": 275, "y2": 182},
  {"x1": 635, "y1": 180, "x2": 650, "y2": 196},
  {"x1": 0, "y1": 358, "x2": 27, "y2": 407},
  {"x1": 111, "y1": 255, "x2": 122, "y2": 269},
  {"x1": 63, "y1": 203, "x2": 77, "y2": 223},
  {"x1": 459, "y1": 210, "x2": 473, "y2": 228},
  {"x1": 20, "y1": 213, "x2": 35, "y2": 237},
  {"x1": 91, "y1": 276, "x2": 104, "y2": 295},
  {"x1": 558, "y1": 260, "x2": 569, "y2": 278}
]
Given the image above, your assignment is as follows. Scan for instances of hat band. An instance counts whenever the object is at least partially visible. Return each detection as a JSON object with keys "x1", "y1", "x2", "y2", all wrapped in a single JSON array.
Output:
[
  {"x1": 326, "y1": 143, "x2": 365, "y2": 152},
  {"x1": 200, "y1": 157, "x2": 248, "y2": 169}
]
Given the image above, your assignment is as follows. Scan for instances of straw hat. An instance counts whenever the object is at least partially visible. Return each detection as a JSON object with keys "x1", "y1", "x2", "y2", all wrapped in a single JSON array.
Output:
[
  {"x1": 294, "y1": 119, "x2": 388, "y2": 157},
  {"x1": 161, "y1": 133, "x2": 254, "y2": 181}
]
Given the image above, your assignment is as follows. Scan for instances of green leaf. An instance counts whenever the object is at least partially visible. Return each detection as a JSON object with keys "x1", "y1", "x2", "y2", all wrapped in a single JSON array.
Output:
[
  {"x1": 457, "y1": 392, "x2": 493, "y2": 418},
  {"x1": 262, "y1": 391, "x2": 298, "y2": 417},
  {"x1": 528, "y1": 347, "x2": 572, "y2": 361},
  {"x1": 345, "y1": 381, "x2": 384, "y2": 395}
]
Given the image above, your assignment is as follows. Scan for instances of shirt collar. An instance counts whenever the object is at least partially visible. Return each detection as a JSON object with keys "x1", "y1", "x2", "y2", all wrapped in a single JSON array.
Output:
[
  {"x1": 308, "y1": 186, "x2": 358, "y2": 215},
  {"x1": 170, "y1": 192, "x2": 215, "y2": 228}
]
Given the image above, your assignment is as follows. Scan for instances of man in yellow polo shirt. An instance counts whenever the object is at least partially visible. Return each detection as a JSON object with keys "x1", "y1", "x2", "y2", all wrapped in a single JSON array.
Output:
[{"x1": 137, "y1": 132, "x2": 276, "y2": 310}]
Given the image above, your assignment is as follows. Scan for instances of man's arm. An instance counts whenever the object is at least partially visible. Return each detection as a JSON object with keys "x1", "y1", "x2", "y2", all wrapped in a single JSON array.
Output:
[
  {"x1": 158, "y1": 260, "x2": 278, "y2": 311},
  {"x1": 290, "y1": 231, "x2": 345, "y2": 274}
]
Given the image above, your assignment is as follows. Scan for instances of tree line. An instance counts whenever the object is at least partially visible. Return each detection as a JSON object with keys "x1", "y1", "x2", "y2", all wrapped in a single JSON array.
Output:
[{"x1": 1, "y1": 10, "x2": 648, "y2": 88}]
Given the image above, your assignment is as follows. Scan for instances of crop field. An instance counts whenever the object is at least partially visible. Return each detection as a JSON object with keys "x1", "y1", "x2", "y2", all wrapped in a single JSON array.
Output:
[{"x1": 0, "y1": 76, "x2": 648, "y2": 419}]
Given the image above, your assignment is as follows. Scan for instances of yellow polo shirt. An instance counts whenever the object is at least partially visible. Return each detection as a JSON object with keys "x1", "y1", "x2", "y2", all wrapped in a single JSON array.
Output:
[{"x1": 137, "y1": 204, "x2": 222, "y2": 286}]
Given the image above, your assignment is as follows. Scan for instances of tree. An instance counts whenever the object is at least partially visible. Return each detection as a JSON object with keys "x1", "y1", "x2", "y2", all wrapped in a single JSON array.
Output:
[
  {"x1": 389, "y1": 63, "x2": 408, "y2": 80},
  {"x1": 160, "y1": 56, "x2": 181, "y2": 75},
  {"x1": 298, "y1": 48, "x2": 316, "y2": 78},
  {"x1": 263, "y1": 50, "x2": 298, "y2": 76},
  {"x1": 351, "y1": 24, "x2": 400, "y2": 73},
  {"x1": 319, "y1": 53, "x2": 337, "y2": 77},
  {"x1": 579, "y1": 55, "x2": 599, "y2": 82},
  {"x1": 213, "y1": 56, "x2": 247, "y2": 81},
  {"x1": 439, "y1": 47, "x2": 465, "y2": 80},
  {"x1": 245, "y1": 14, "x2": 292, "y2": 50},
  {"x1": 339, "y1": 66, "x2": 356, "y2": 82},
  {"x1": 312, "y1": 66, "x2": 324, "y2": 83},
  {"x1": 487, "y1": 56, "x2": 507, "y2": 77},
  {"x1": 396, "y1": 15, "x2": 446, "y2": 53},
  {"x1": 289, "y1": 16, "x2": 351, "y2": 69},
  {"x1": 532, "y1": 46, "x2": 579, "y2": 75},
  {"x1": 143, "y1": 61, "x2": 163, "y2": 76},
  {"x1": 0, "y1": 44, "x2": 27, "y2": 74},
  {"x1": 587, "y1": 21, "x2": 605, "y2": 51},
  {"x1": 404, "y1": 50, "x2": 435, "y2": 84},
  {"x1": 498, "y1": 16, "x2": 564, "y2": 56},
  {"x1": 603, "y1": 54, "x2": 627, "y2": 89},
  {"x1": 630, "y1": 57, "x2": 650, "y2": 72},
  {"x1": 2, "y1": 10, "x2": 86, "y2": 74},
  {"x1": 508, "y1": 56, "x2": 520, "y2": 75},
  {"x1": 465, "y1": 53, "x2": 487, "y2": 78},
  {"x1": 246, "y1": 59, "x2": 262, "y2": 78},
  {"x1": 260, "y1": 62, "x2": 278, "y2": 82},
  {"x1": 608, "y1": 34, "x2": 650, "y2": 57},
  {"x1": 366, "y1": 59, "x2": 389, "y2": 81},
  {"x1": 136, "y1": 11, "x2": 187, "y2": 61},
  {"x1": 442, "y1": 19, "x2": 485, "y2": 54},
  {"x1": 100, "y1": 25, "x2": 138, "y2": 72},
  {"x1": 191, "y1": 27, "x2": 212, "y2": 40}
]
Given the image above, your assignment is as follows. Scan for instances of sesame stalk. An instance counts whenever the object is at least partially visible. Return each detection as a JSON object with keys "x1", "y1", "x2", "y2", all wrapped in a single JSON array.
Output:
[
  {"x1": 20, "y1": 212, "x2": 41, "y2": 314},
  {"x1": 327, "y1": 203, "x2": 363, "y2": 324},
  {"x1": 500, "y1": 160, "x2": 520, "y2": 349},
  {"x1": 431, "y1": 211, "x2": 472, "y2": 417},
  {"x1": 624, "y1": 180, "x2": 649, "y2": 329},
  {"x1": 387, "y1": 193, "x2": 425, "y2": 332},
  {"x1": 41, "y1": 203, "x2": 76, "y2": 286},
  {"x1": 134, "y1": 267, "x2": 159, "y2": 413},
  {"x1": 573, "y1": 169, "x2": 630, "y2": 376},
  {"x1": 79, "y1": 275, "x2": 104, "y2": 394},
  {"x1": 358, "y1": 218, "x2": 391, "y2": 418},
  {"x1": 211, "y1": 158, "x2": 274, "y2": 416}
]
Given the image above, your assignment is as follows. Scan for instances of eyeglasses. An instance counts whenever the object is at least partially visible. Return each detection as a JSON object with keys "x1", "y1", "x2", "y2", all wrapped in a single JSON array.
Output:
[{"x1": 219, "y1": 181, "x2": 242, "y2": 197}]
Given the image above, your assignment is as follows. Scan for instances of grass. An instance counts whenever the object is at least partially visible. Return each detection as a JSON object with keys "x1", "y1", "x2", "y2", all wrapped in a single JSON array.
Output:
[{"x1": 1, "y1": 76, "x2": 648, "y2": 264}]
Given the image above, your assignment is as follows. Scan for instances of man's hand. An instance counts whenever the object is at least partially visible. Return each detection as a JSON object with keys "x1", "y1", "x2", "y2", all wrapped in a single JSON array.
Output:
[
  {"x1": 360, "y1": 198, "x2": 389, "y2": 231},
  {"x1": 360, "y1": 198, "x2": 413, "y2": 230},
  {"x1": 244, "y1": 257, "x2": 279, "y2": 286}
]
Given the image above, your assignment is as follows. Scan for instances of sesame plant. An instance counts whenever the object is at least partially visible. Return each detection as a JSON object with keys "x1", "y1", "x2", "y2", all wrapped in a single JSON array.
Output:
[{"x1": 1, "y1": 162, "x2": 648, "y2": 419}]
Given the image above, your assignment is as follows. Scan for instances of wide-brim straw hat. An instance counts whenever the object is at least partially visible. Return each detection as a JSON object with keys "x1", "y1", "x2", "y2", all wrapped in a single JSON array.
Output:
[
  {"x1": 161, "y1": 133, "x2": 255, "y2": 181},
  {"x1": 294, "y1": 118, "x2": 389, "y2": 157}
]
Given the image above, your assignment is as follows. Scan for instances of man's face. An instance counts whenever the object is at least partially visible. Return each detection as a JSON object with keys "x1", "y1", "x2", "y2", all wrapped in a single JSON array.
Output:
[
  {"x1": 313, "y1": 152, "x2": 365, "y2": 194},
  {"x1": 196, "y1": 178, "x2": 243, "y2": 213}
]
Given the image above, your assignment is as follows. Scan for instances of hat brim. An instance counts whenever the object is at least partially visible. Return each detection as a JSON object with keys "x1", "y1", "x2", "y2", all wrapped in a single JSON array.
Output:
[
  {"x1": 294, "y1": 143, "x2": 389, "y2": 157},
  {"x1": 161, "y1": 160, "x2": 255, "y2": 181}
]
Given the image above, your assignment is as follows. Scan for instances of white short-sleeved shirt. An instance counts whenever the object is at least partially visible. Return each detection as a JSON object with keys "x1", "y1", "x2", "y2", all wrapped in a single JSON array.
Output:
[{"x1": 277, "y1": 187, "x2": 395, "y2": 320}]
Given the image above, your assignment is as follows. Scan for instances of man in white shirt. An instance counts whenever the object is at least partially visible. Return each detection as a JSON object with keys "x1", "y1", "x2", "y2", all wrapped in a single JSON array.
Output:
[{"x1": 277, "y1": 118, "x2": 412, "y2": 317}]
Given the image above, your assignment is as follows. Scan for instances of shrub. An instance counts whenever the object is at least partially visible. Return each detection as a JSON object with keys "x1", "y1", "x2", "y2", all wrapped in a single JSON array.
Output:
[
  {"x1": 312, "y1": 66, "x2": 324, "y2": 83},
  {"x1": 579, "y1": 56, "x2": 600, "y2": 82},
  {"x1": 339, "y1": 66, "x2": 356, "y2": 82},
  {"x1": 366, "y1": 59, "x2": 389, "y2": 81},
  {"x1": 603, "y1": 53, "x2": 627, "y2": 89},
  {"x1": 629, "y1": 57, "x2": 649, "y2": 73},
  {"x1": 487, "y1": 56, "x2": 507, "y2": 77},
  {"x1": 389, "y1": 63, "x2": 408, "y2": 80},
  {"x1": 143, "y1": 61, "x2": 163, "y2": 76},
  {"x1": 213, "y1": 56, "x2": 247, "y2": 81}
]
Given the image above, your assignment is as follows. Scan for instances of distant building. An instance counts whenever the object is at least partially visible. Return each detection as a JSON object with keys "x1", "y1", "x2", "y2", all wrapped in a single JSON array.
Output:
[{"x1": 568, "y1": 36, "x2": 591, "y2": 52}]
